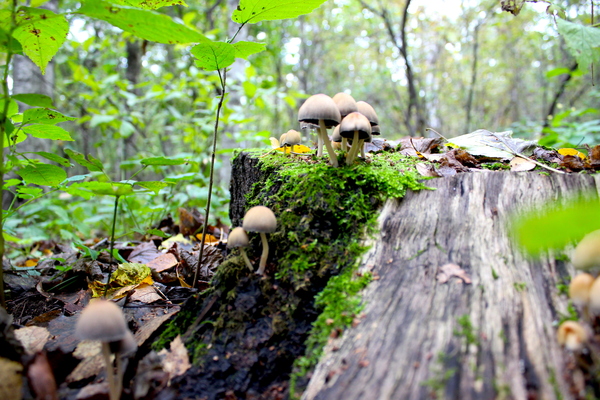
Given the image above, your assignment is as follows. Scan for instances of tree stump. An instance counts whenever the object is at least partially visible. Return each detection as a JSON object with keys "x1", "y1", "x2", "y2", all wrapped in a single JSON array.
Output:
[{"x1": 302, "y1": 172, "x2": 600, "y2": 400}]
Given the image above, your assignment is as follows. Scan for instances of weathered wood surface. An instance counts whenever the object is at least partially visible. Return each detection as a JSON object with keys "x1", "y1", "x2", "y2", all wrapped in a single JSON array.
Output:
[{"x1": 303, "y1": 171, "x2": 600, "y2": 400}]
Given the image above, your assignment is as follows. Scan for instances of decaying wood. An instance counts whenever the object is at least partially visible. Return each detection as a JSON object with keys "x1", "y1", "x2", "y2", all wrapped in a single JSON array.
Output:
[{"x1": 303, "y1": 171, "x2": 600, "y2": 400}]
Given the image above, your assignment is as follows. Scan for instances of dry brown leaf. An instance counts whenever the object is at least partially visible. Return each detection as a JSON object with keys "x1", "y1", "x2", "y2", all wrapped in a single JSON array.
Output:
[
  {"x1": 14, "y1": 326, "x2": 50, "y2": 355},
  {"x1": 509, "y1": 156, "x2": 536, "y2": 172},
  {"x1": 66, "y1": 353, "x2": 105, "y2": 383},
  {"x1": 590, "y1": 144, "x2": 600, "y2": 168},
  {"x1": 415, "y1": 163, "x2": 441, "y2": 177},
  {"x1": 27, "y1": 352, "x2": 58, "y2": 400},
  {"x1": 560, "y1": 155, "x2": 587, "y2": 171},
  {"x1": 0, "y1": 357, "x2": 23, "y2": 400},
  {"x1": 75, "y1": 382, "x2": 109, "y2": 400},
  {"x1": 130, "y1": 284, "x2": 163, "y2": 304},
  {"x1": 128, "y1": 241, "x2": 161, "y2": 264},
  {"x1": 135, "y1": 308, "x2": 180, "y2": 347},
  {"x1": 157, "y1": 335, "x2": 191, "y2": 383},
  {"x1": 437, "y1": 263, "x2": 472, "y2": 284},
  {"x1": 147, "y1": 253, "x2": 178, "y2": 273},
  {"x1": 72, "y1": 340, "x2": 102, "y2": 359},
  {"x1": 178, "y1": 208, "x2": 204, "y2": 236}
]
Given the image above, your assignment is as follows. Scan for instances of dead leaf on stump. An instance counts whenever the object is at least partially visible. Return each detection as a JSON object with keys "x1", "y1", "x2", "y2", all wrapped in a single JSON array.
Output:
[
  {"x1": 510, "y1": 156, "x2": 536, "y2": 171},
  {"x1": 437, "y1": 263, "x2": 472, "y2": 284}
]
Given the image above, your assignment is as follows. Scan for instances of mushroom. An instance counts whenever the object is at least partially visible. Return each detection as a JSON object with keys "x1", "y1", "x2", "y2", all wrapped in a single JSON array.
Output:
[
  {"x1": 332, "y1": 92, "x2": 358, "y2": 119},
  {"x1": 228, "y1": 227, "x2": 254, "y2": 271},
  {"x1": 298, "y1": 94, "x2": 341, "y2": 167},
  {"x1": 279, "y1": 132, "x2": 288, "y2": 152},
  {"x1": 573, "y1": 229, "x2": 600, "y2": 271},
  {"x1": 75, "y1": 299, "x2": 130, "y2": 400},
  {"x1": 588, "y1": 276, "x2": 600, "y2": 316},
  {"x1": 242, "y1": 206, "x2": 277, "y2": 275},
  {"x1": 282, "y1": 129, "x2": 301, "y2": 154},
  {"x1": 569, "y1": 272, "x2": 595, "y2": 319},
  {"x1": 557, "y1": 320, "x2": 588, "y2": 351},
  {"x1": 339, "y1": 112, "x2": 372, "y2": 165},
  {"x1": 110, "y1": 330, "x2": 137, "y2": 398},
  {"x1": 331, "y1": 125, "x2": 343, "y2": 151}
]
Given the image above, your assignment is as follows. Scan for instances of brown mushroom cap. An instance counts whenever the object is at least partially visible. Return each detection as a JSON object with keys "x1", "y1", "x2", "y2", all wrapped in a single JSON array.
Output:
[
  {"x1": 75, "y1": 300, "x2": 128, "y2": 343},
  {"x1": 339, "y1": 112, "x2": 372, "y2": 140},
  {"x1": 228, "y1": 227, "x2": 250, "y2": 248},
  {"x1": 557, "y1": 320, "x2": 588, "y2": 351},
  {"x1": 569, "y1": 273, "x2": 595, "y2": 307},
  {"x1": 282, "y1": 129, "x2": 301, "y2": 146},
  {"x1": 298, "y1": 94, "x2": 341, "y2": 128},
  {"x1": 243, "y1": 206, "x2": 277, "y2": 233},
  {"x1": 573, "y1": 229, "x2": 600, "y2": 271},
  {"x1": 332, "y1": 92, "x2": 358, "y2": 118},
  {"x1": 356, "y1": 101, "x2": 379, "y2": 126}
]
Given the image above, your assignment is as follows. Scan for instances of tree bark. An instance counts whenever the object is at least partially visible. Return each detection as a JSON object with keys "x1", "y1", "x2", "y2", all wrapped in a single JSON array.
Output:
[{"x1": 302, "y1": 171, "x2": 600, "y2": 400}]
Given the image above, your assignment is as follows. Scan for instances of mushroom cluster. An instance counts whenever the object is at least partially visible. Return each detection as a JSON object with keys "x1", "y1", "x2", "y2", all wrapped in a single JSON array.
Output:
[
  {"x1": 228, "y1": 206, "x2": 277, "y2": 275},
  {"x1": 75, "y1": 299, "x2": 137, "y2": 400},
  {"x1": 294, "y1": 92, "x2": 380, "y2": 167},
  {"x1": 556, "y1": 230, "x2": 600, "y2": 353}
]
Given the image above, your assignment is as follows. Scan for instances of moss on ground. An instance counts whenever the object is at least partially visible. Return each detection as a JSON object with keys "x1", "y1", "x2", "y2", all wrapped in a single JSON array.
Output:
[{"x1": 156, "y1": 149, "x2": 429, "y2": 398}]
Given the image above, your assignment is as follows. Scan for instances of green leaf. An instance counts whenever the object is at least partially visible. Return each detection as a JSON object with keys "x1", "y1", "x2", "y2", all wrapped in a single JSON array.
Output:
[
  {"x1": 22, "y1": 124, "x2": 74, "y2": 141},
  {"x1": 4, "y1": 130, "x2": 27, "y2": 147},
  {"x1": 90, "y1": 114, "x2": 116, "y2": 127},
  {"x1": 22, "y1": 108, "x2": 76, "y2": 125},
  {"x1": 72, "y1": 181, "x2": 135, "y2": 197},
  {"x1": 231, "y1": 0, "x2": 327, "y2": 24},
  {"x1": 77, "y1": 1, "x2": 208, "y2": 44},
  {"x1": 16, "y1": 186, "x2": 44, "y2": 199},
  {"x1": 136, "y1": 180, "x2": 170, "y2": 194},
  {"x1": 511, "y1": 195, "x2": 600, "y2": 255},
  {"x1": 12, "y1": 7, "x2": 68, "y2": 74},
  {"x1": 0, "y1": 98, "x2": 19, "y2": 118},
  {"x1": 556, "y1": 18, "x2": 600, "y2": 72},
  {"x1": 545, "y1": 67, "x2": 572, "y2": 79},
  {"x1": 108, "y1": 0, "x2": 188, "y2": 9},
  {"x1": 147, "y1": 228, "x2": 169, "y2": 238},
  {"x1": 232, "y1": 41, "x2": 266, "y2": 59},
  {"x1": 191, "y1": 41, "x2": 235, "y2": 71},
  {"x1": 11, "y1": 93, "x2": 53, "y2": 108},
  {"x1": 164, "y1": 172, "x2": 195, "y2": 182},
  {"x1": 27, "y1": 151, "x2": 72, "y2": 167},
  {"x1": 16, "y1": 163, "x2": 67, "y2": 186},
  {"x1": 0, "y1": 26, "x2": 23, "y2": 54},
  {"x1": 140, "y1": 156, "x2": 187, "y2": 165},
  {"x1": 64, "y1": 149, "x2": 104, "y2": 172}
]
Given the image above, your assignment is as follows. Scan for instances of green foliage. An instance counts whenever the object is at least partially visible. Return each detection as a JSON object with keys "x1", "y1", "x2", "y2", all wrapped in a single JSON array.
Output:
[
  {"x1": 231, "y1": 0, "x2": 329, "y2": 24},
  {"x1": 556, "y1": 18, "x2": 600, "y2": 73},
  {"x1": 16, "y1": 163, "x2": 66, "y2": 186},
  {"x1": 76, "y1": 1, "x2": 208, "y2": 44},
  {"x1": 511, "y1": 195, "x2": 600, "y2": 255},
  {"x1": 191, "y1": 42, "x2": 236, "y2": 71},
  {"x1": 540, "y1": 107, "x2": 600, "y2": 148}
]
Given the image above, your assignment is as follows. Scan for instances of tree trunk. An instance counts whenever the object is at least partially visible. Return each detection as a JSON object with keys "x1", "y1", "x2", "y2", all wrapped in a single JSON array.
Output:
[{"x1": 302, "y1": 172, "x2": 599, "y2": 400}]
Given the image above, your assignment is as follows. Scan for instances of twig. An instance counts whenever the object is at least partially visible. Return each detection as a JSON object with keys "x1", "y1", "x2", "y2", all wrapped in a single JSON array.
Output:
[{"x1": 488, "y1": 131, "x2": 565, "y2": 174}]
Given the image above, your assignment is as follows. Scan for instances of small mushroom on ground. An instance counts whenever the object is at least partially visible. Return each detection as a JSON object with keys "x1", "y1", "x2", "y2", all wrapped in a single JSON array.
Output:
[
  {"x1": 587, "y1": 276, "x2": 600, "y2": 316},
  {"x1": 573, "y1": 229, "x2": 600, "y2": 271},
  {"x1": 557, "y1": 320, "x2": 588, "y2": 351},
  {"x1": 75, "y1": 299, "x2": 130, "y2": 400},
  {"x1": 569, "y1": 272, "x2": 595, "y2": 319},
  {"x1": 339, "y1": 112, "x2": 372, "y2": 165},
  {"x1": 242, "y1": 206, "x2": 277, "y2": 275},
  {"x1": 298, "y1": 94, "x2": 341, "y2": 167},
  {"x1": 356, "y1": 101, "x2": 379, "y2": 158},
  {"x1": 282, "y1": 129, "x2": 301, "y2": 154},
  {"x1": 228, "y1": 227, "x2": 254, "y2": 271}
]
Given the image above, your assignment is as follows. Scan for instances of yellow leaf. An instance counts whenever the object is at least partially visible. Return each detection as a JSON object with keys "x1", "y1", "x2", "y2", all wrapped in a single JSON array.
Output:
[
  {"x1": 89, "y1": 263, "x2": 153, "y2": 299},
  {"x1": 275, "y1": 144, "x2": 312, "y2": 154},
  {"x1": 445, "y1": 142, "x2": 459, "y2": 148},
  {"x1": 195, "y1": 233, "x2": 219, "y2": 244},
  {"x1": 269, "y1": 137, "x2": 280, "y2": 149},
  {"x1": 24, "y1": 259, "x2": 38, "y2": 267},
  {"x1": 558, "y1": 148, "x2": 586, "y2": 159}
]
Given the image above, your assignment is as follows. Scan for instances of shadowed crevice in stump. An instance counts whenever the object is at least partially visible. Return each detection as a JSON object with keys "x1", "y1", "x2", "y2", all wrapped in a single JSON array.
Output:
[{"x1": 303, "y1": 172, "x2": 600, "y2": 400}]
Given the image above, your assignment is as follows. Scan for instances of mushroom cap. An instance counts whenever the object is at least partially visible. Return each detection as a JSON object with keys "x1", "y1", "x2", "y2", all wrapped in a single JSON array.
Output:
[
  {"x1": 573, "y1": 229, "x2": 600, "y2": 271},
  {"x1": 557, "y1": 320, "x2": 588, "y2": 351},
  {"x1": 332, "y1": 92, "x2": 358, "y2": 118},
  {"x1": 339, "y1": 112, "x2": 372, "y2": 140},
  {"x1": 75, "y1": 300, "x2": 128, "y2": 343},
  {"x1": 588, "y1": 276, "x2": 600, "y2": 315},
  {"x1": 569, "y1": 273, "x2": 595, "y2": 307},
  {"x1": 282, "y1": 129, "x2": 301, "y2": 146},
  {"x1": 298, "y1": 94, "x2": 341, "y2": 128},
  {"x1": 371, "y1": 124, "x2": 381, "y2": 136},
  {"x1": 243, "y1": 206, "x2": 277, "y2": 234},
  {"x1": 228, "y1": 227, "x2": 249, "y2": 248},
  {"x1": 109, "y1": 329, "x2": 137, "y2": 356},
  {"x1": 331, "y1": 125, "x2": 342, "y2": 143},
  {"x1": 279, "y1": 133, "x2": 287, "y2": 146},
  {"x1": 356, "y1": 101, "x2": 379, "y2": 126}
]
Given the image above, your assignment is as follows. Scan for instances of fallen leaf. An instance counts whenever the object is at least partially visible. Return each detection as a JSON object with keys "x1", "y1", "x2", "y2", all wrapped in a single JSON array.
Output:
[
  {"x1": 415, "y1": 163, "x2": 441, "y2": 177},
  {"x1": 195, "y1": 233, "x2": 219, "y2": 244},
  {"x1": 446, "y1": 129, "x2": 535, "y2": 159},
  {"x1": 178, "y1": 208, "x2": 204, "y2": 236},
  {"x1": 160, "y1": 234, "x2": 193, "y2": 251},
  {"x1": 558, "y1": 148, "x2": 586, "y2": 159},
  {"x1": 437, "y1": 263, "x2": 472, "y2": 284},
  {"x1": 13, "y1": 326, "x2": 50, "y2": 355},
  {"x1": 75, "y1": 382, "x2": 109, "y2": 400},
  {"x1": 27, "y1": 352, "x2": 58, "y2": 400},
  {"x1": 147, "y1": 253, "x2": 178, "y2": 274},
  {"x1": 157, "y1": 335, "x2": 191, "y2": 383},
  {"x1": 89, "y1": 263, "x2": 153, "y2": 299},
  {"x1": 135, "y1": 308, "x2": 180, "y2": 347},
  {"x1": 128, "y1": 241, "x2": 161, "y2": 264},
  {"x1": 560, "y1": 155, "x2": 586, "y2": 171},
  {"x1": 589, "y1": 144, "x2": 600, "y2": 168},
  {"x1": 129, "y1": 284, "x2": 163, "y2": 304},
  {"x1": 509, "y1": 156, "x2": 536, "y2": 171}
]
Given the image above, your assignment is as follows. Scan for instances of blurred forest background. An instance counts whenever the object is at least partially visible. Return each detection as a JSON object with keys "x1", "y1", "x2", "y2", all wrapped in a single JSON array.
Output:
[{"x1": 6, "y1": 0, "x2": 599, "y2": 248}]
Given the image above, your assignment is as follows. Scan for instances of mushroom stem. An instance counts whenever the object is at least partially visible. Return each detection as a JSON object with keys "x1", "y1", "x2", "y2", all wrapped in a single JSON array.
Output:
[
  {"x1": 101, "y1": 343, "x2": 119, "y2": 400},
  {"x1": 257, "y1": 232, "x2": 269, "y2": 275},
  {"x1": 361, "y1": 141, "x2": 366, "y2": 159},
  {"x1": 115, "y1": 355, "x2": 127, "y2": 399},
  {"x1": 346, "y1": 130, "x2": 360, "y2": 165},
  {"x1": 240, "y1": 249, "x2": 254, "y2": 272},
  {"x1": 319, "y1": 119, "x2": 339, "y2": 167},
  {"x1": 316, "y1": 131, "x2": 323, "y2": 157},
  {"x1": 342, "y1": 137, "x2": 348, "y2": 152}
]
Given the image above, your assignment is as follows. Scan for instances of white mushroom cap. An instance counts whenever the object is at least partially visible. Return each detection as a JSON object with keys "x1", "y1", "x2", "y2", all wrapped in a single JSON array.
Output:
[
  {"x1": 569, "y1": 273, "x2": 595, "y2": 307},
  {"x1": 339, "y1": 112, "x2": 372, "y2": 140},
  {"x1": 573, "y1": 229, "x2": 600, "y2": 271},
  {"x1": 228, "y1": 227, "x2": 250, "y2": 248},
  {"x1": 110, "y1": 329, "x2": 137, "y2": 356},
  {"x1": 282, "y1": 129, "x2": 301, "y2": 146},
  {"x1": 298, "y1": 94, "x2": 341, "y2": 129},
  {"x1": 243, "y1": 206, "x2": 277, "y2": 233},
  {"x1": 557, "y1": 320, "x2": 588, "y2": 351},
  {"x1": 75, "y1": 300, "x2": 128, "y2": 343},
  {"x1": 356, "y1": 101, "x2": 379, "y2": 126}
]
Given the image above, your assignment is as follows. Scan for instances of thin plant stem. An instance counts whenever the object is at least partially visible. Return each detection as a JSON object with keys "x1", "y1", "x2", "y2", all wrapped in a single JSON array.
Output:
[
  {"x1": 193, "y1": 69, "x2": 227, "y2": 288},
  {"x1": 104, "y1": 195, "x2": 120, "y2": 297}
]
